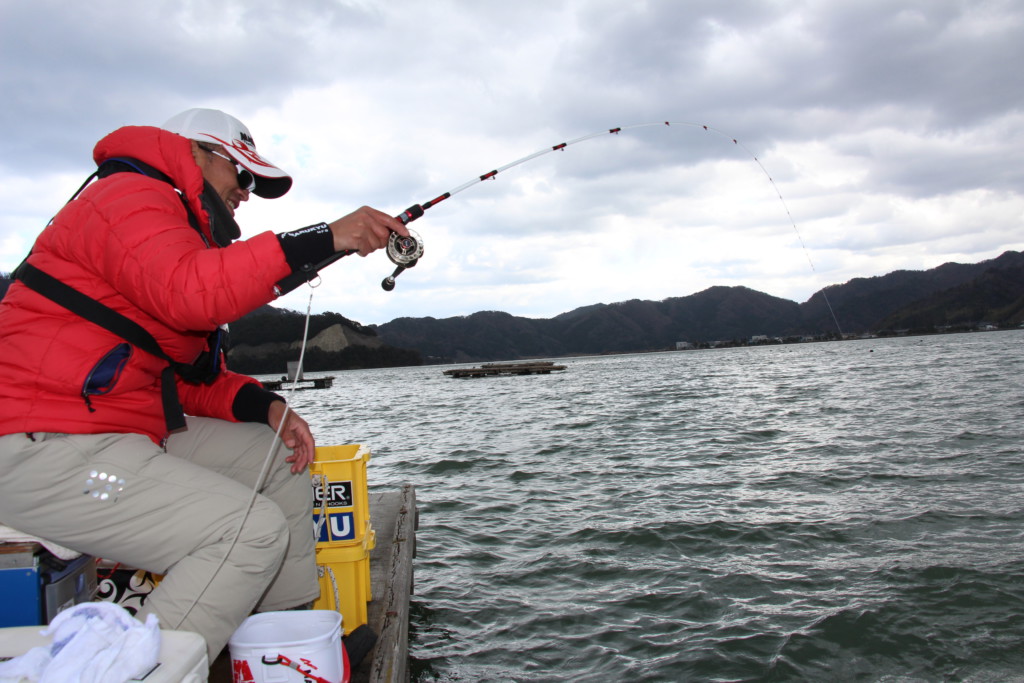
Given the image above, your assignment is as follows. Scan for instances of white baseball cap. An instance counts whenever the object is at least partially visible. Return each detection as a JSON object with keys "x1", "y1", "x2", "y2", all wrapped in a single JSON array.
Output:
[{"x1": 162, "y1": 108, "x2": 292, "y2": 199}]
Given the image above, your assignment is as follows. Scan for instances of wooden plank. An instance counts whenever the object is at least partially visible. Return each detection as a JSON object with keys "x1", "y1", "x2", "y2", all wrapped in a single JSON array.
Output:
[
  {"x1": 357, "y1": 485, "x2": 417, "y2": 683},
  {"x1": 0, "y1": 542, "x2": 39, "y2": 570}
]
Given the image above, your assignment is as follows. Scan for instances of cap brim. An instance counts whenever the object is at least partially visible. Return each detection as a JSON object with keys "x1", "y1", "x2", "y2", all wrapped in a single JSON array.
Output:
[{"x1": 250, "y1": 174, "x2": 293, "y2": 200}]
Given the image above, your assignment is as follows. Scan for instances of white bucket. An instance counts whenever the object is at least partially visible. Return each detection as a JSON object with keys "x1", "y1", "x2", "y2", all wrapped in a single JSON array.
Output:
[{"x1": 228, "y1": 610, "x2": 349, "y2": 683}]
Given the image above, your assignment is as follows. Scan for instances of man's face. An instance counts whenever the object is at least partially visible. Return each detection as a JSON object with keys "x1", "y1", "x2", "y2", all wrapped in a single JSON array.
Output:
[{"x1": 192, "y1": 142, "x2": 251, "y2": 216}]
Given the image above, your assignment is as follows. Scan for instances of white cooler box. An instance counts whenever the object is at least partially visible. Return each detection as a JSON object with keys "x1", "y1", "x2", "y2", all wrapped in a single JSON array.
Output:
[{"x1": 0, "y1": 626, "x2": 208, "y2": 682}]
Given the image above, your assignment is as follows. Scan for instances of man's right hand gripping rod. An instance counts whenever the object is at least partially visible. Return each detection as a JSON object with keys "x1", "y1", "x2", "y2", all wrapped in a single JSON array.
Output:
[{"x1": 274, "y1": 204, "x2": 425, "y2": 296}]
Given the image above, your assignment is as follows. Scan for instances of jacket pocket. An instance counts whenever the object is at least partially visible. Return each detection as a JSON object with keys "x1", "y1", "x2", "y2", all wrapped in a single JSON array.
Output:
[{"x1": 82, "y1": 342, "x2": 133, "y2": 397}]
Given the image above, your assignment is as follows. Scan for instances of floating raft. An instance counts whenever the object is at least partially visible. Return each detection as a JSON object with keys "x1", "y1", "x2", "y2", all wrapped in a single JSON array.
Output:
[
  {"x1": 260, "y1": 375, "x2": 335, "y2": 391},
  {"x1": 210, "y1": 484, "x2": 418, "y2": 683},
  {"x1": 443, "y1": 361, "x2": 566, "y2": 378}
]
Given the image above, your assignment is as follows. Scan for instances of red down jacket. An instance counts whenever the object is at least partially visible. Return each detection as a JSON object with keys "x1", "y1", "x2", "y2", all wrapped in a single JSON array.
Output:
[{"x1": 0, "y1": 125, "x2": 293, "y2": 443}]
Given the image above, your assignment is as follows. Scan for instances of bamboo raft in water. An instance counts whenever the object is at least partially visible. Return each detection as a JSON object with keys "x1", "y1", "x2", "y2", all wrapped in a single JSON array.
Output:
[
  {"x1": 209, "y1": 485, "x2": 418, "y2": 683},
  {"x1": 443, "y1": 361, "x2": 566, "y2": 378},
  {"x1": 260, "y1": 375, "x2": 335, "y2": 391}
]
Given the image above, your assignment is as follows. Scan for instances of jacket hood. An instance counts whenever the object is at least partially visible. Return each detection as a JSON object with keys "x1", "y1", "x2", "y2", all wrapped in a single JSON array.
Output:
[{"x1": 92, "y1": 126, "x2": 210, "y2": 240}]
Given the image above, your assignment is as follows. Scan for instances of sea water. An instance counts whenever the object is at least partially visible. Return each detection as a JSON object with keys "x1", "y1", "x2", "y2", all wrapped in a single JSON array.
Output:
[{"x1": 282, "y1": 329, "x2": 1024, "y2": 681}]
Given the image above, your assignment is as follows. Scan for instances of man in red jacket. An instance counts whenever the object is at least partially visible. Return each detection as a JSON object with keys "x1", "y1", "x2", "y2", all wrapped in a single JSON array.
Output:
[{"x1": 0, "y1": 109, "x2": 408, "y2": 660}]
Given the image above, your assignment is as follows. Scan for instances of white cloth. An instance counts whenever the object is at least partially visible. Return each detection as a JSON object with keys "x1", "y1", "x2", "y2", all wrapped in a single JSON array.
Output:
[
  {"x1": 0, "y1": 525, "x2": 81, "y2": 561},
  {"x1": 0, "y1": 603, "x2": 161, "y2": 683}
]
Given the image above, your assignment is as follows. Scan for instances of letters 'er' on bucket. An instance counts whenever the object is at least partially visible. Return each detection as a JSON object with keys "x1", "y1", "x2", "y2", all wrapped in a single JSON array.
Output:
[{"x1": 228, "y1": 610, "x2": 349, "y2": 683}]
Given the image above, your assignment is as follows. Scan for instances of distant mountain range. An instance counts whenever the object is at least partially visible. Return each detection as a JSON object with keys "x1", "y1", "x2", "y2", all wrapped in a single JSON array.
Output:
[
  {"x1": 2, "y1": 250, "x2": 1022, "y2": 367},
  {"x1": 374, "y1": 250, "x2": 1024, "y2": 362}
]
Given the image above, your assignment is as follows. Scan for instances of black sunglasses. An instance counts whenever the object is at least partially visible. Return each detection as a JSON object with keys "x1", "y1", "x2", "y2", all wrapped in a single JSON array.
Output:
[{"x1": 208, "y1": 148, "x2": 257, "y2": 192}]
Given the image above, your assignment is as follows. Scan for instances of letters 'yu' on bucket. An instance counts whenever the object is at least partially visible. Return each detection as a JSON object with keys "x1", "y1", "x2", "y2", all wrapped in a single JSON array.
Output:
[{"x1": 228, "y1": 610, "x2": 349, "y2": 683}]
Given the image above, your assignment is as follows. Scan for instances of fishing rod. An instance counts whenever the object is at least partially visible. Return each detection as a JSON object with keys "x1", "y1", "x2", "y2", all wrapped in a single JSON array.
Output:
[
  {"x1": 276, "y1": 121, "x2": 841, "y2": 333},
  {"x1": 274, "y1": 122, "x2": 738, "y2": 293}
]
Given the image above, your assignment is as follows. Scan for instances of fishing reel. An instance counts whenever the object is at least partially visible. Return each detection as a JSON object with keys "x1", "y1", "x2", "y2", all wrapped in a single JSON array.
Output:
[{"x1": 381, "y1": 228, "x2": 423, "y2": 291}]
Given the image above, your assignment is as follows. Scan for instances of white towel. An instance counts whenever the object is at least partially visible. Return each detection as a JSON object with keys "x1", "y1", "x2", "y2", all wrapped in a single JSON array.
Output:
[
  {"x1": 0, "y1": 526, "x2": 81, "y2": 561},
  {"x1": 0, "y1": 603, "x2": 161, "y2": 683}
]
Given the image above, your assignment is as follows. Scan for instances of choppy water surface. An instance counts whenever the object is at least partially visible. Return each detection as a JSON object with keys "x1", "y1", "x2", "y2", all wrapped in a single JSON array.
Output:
[{"x1": 286, "y1": 330, "x2": 1024, "y2": 681}]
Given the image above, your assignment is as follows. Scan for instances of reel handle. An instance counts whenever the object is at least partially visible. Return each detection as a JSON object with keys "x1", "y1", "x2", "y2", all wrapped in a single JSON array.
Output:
[{"x1": 382, "y1": 260, "x2": 418, "y2": 291}]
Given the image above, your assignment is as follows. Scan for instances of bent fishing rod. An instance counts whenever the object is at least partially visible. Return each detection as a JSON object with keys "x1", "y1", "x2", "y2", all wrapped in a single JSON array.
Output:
[{"x1": 275, "y1": 121, "x2": 820, "y2": 301}]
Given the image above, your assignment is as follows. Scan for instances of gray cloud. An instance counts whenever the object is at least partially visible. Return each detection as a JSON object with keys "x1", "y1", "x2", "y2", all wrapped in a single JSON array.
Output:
[{"x1": 2, "y1": 0, "x2": 1022, "y2": 323}]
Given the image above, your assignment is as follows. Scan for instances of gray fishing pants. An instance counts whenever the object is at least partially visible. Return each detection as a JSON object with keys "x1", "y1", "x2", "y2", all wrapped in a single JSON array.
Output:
[{"x1": 0, "y1": 417, "x2": 319, "y2": 661}]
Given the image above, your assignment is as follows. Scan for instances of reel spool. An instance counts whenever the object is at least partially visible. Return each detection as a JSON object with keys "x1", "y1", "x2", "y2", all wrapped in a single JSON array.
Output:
[
  {"x1": 387, "y1": 229, "x2": 423, "y2": 266},
  {"x1": 382, "y1": 229, "x2": 424, "y2": 291}
]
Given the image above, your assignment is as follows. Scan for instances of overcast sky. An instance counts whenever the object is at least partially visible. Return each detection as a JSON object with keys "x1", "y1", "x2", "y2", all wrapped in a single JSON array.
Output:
[{"x1": 2, "y1": 0, "x2": 1022, "y2": 326}]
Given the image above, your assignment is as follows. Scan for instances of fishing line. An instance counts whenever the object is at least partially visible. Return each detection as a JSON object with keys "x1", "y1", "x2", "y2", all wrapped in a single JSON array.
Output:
[
  {"x1": 171, "y1": 285, "x2": 317, "y2": 630},
  {"x1": 177, "y1": 120, "x2": 845, "y2": 629},
  {"x1": 366, "y1": 121, "x2": 844, "y2": 336}
]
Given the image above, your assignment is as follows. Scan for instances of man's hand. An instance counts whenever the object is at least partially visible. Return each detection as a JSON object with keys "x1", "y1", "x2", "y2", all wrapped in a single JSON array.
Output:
[
  {"x1": 268, "y1": 400, "x2": 316, "y2": 473},
  {"x1": 328, "y1": 206, "x2": 409, "y2": 256}
]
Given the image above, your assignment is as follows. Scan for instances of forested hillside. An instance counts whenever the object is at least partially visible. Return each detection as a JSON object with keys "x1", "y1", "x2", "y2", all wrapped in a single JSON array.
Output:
[{"x1": 226, "y1": 306, "x2": 421, "y2": 374}]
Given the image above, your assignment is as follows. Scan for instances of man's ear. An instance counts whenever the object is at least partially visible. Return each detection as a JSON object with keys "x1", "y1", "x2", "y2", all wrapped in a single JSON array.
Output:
[{"x1": 189, "y1": 140, "x2": 208, "y2": 168}]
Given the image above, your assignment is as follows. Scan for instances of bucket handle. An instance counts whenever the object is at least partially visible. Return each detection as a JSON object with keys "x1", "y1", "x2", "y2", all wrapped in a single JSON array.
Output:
[{"x1": 261, "y1": 653, "x2": 336, "y2": 683}]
